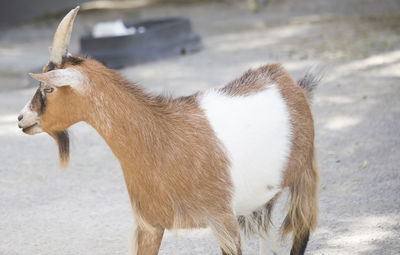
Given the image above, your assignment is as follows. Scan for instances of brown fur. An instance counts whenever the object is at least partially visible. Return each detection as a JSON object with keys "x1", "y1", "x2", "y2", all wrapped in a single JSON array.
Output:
[
  {"x1": 220, "y1": 68, "x2": 269, "y2": 96},
  {"x1": 64, "y1": 58, "x2": 240, "y2": 254},
  {"x1": 27, "y1": 56, "x2": 318, "y2": 255}
]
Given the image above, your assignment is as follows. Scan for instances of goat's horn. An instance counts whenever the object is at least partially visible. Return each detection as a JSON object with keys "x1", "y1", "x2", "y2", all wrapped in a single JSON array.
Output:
[{"x1": 49, "y1": 6, "x2": 80, "y2": 65}]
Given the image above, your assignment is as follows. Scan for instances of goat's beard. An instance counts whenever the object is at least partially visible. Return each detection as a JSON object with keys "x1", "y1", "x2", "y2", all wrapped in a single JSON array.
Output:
[{"x1": 50, "y1": 130, "x2": 70, "y2": 168}]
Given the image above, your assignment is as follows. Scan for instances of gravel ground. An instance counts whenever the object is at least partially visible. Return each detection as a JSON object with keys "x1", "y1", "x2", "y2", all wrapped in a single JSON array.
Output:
[{"x1": 1, "y1": 0, "x2": 399, "y2": 254}]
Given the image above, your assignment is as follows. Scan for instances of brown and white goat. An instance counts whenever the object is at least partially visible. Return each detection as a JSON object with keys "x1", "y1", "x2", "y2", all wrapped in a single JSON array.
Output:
[{"x1": 18, "y1": 7, "x2": 319, "y2": 255}]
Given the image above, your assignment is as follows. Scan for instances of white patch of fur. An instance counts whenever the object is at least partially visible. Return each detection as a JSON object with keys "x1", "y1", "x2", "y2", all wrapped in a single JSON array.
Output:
[
  {"x1": 29, "y1": 68, "x2": 88, "y2": 92},
  {"x1": 200, "y1": 85, "x2": 292, "y2": 216}
]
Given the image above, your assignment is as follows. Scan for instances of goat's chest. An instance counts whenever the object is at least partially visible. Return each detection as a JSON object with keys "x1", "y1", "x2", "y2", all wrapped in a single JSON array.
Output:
[{"x1": 199, "y1": 86, "x2": 292, "y2": 216}]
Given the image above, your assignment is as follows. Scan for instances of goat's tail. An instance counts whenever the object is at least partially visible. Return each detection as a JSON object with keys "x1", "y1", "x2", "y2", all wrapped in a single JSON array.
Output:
[
  {"x1": 297, "y1": 71, "x2": 322, "y2": 103},
  {"x1": 281, "y1": 151, "x2": 319, "y2": 255}
]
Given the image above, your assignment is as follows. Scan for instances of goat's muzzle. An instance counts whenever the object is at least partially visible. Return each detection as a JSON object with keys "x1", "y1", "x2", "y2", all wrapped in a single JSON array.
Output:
[{"x1": 18, "y1": 113, "x2": 42, "y2": 135}]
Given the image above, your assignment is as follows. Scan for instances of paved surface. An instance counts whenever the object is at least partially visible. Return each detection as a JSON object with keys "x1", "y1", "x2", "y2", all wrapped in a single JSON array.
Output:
[{"x1": 1, "y1": 0, "x2": 399, "y2": 254}]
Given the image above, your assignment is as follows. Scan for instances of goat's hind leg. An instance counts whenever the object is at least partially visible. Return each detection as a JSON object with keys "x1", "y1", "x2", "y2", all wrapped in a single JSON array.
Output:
[{"x1": 290, "y1": 230, "x2": 309, "y2": 255}]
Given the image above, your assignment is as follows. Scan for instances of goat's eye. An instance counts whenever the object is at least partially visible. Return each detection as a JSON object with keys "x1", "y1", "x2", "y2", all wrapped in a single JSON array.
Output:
[{"x1": 44, "y1": 87, "x2": 54, "y2": 93}]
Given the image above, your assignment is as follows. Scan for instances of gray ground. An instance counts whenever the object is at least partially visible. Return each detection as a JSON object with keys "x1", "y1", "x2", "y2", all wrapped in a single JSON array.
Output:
[{"x1": 1, "y1": 0, "x2": 399, "y2": 254}]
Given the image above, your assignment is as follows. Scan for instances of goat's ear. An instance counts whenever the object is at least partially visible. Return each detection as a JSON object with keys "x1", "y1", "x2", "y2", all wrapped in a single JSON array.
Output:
[{"x1": 29, "y1": 68, "x2": 86, "y2": 88}]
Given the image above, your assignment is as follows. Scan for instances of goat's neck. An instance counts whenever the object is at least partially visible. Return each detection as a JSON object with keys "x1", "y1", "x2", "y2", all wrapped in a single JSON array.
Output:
[{"x1": 84, "y1": 75, "x2": 167, "y2": 169}]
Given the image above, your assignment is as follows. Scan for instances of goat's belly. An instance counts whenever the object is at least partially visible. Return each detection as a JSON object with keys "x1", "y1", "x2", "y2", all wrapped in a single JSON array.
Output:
[{"x1": 200, "y1": 85, "x2": 292, "y2": 216}]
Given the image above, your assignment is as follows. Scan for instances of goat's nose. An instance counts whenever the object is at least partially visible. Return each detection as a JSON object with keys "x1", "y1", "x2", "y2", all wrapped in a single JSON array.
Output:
[{"x1": 18, "y1": 114, "x2": 23, "y2": 121}]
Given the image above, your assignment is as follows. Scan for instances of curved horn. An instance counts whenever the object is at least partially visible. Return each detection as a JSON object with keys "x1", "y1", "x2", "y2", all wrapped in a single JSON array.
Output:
[{"x1": 49, "y1": 6, "x2": 80, "y2": 65}]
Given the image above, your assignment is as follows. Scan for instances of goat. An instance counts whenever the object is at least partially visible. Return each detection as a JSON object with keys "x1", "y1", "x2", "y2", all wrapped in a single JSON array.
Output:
[{"x1": 18, "y1": 7, "x2": 319, "y2": 255}]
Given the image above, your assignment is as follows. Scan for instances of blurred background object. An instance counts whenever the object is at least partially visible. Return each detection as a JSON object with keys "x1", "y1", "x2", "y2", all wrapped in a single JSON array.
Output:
[{"x1": 81, "y1": 17, "x2": 202, "y2": 68}]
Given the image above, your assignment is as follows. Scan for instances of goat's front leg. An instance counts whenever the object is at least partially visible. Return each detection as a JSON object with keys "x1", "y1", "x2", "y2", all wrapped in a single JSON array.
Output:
[
  {"x1": 221, "y1": 247, "x2": 242, "y2": 255},
  {"x1": 134, "y1": 226, "x2": 164, "y2": 255},
  {"x1": 209, "y1": 211, "x2": 242, "y2": 255}
]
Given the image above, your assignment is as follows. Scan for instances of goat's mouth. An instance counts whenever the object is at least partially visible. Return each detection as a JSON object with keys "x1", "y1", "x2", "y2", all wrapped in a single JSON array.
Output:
[
  {"x1": 21, "y1": 123, "x2": 41, "y2": 134},
  {"x1": 22, "y1": 123, "x2": 37, "y2": 132}
]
